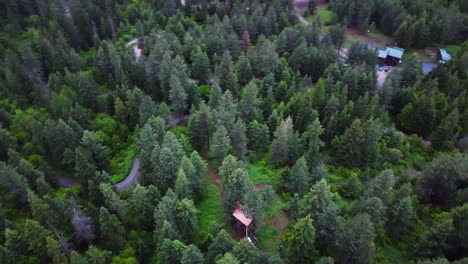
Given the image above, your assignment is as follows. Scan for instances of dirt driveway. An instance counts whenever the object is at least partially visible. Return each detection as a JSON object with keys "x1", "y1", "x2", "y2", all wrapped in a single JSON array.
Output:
[
  {"x1": 347, "y1": 27, "x2": 393, "y2": 49},
  {"x1": 377, "y1": 67, "x2": 392, "y2": 88}
]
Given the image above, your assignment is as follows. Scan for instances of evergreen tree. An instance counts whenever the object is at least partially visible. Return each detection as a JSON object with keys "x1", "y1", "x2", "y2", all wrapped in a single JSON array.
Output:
[
  {"x1": 216, "y1": 253, "x2": 240, "y2": 264},
  {"x1": 240, "y1": 81, "x2": 259, "y2": 122},
  {"x1": 24, "y1": 220, "x2": 51, "y2": 260},
  {"x1": 300, "y1": 179, "x2": 334, "y2": 216},
  {"x1": 246, "y1": 121, "x2": 270, "y2": 153},
  {"x1": 431, "y1": 109, "x2": 459, "y2": 151},
  {"x1": 237, "y1": 55, "x2": 253, "y2": 85},
  {"x1": 223, "y1": 168, "x2": 251, "y2": 211},
  {"x1": 230, "y1": 119, "x2": 248, "y2": 161},
  {"x1": 304, "y1": 118, "x2": 325, "y2": 169},
  {"x1": 175, "y1": 169, "x2": 191, "y2": 199},
  {"x1": 98, "y1": 207, "x2": 125, "y2": 252},
  {"x1": 290, "y1": 157, "x2": 310, "y2": 196},
  {"x1": 206, "y1": 230, "x2": 235, "y2": 263},
  {"x1": 217, "y1": 51, "x2": 239, "y2": 95},
  {"x1": 188, "y1": 103, "x2": 213, "y2": 149},
  {"x1": 337, "y1": 119, "x2": 365, "y2": 168},
  {"x1": 170, "y1": 74, "x2": 188, "y2": 115},
  {"x1": 181, "y1": 244, "x2": 204, "y2": 264},
  {"x1": 209, "y1": 82, "x2": 223, "y2": 109},
  {"x1": 159, "y1": 239, "x2": 187, "y2": 263},
  {"x1": 271, "y1": 116, "x2": 294, "y2": 165},
  {"x1": 336, "y1": 214, "x2": 376, "y2": 264},
  {"x1": 241, "y1": 30, "x2": 252, "y2": 52},
  {"x1": 210, "y1": 125, "x2": 231, "y2": 166},
  {"x1": 286, "y1": 215, "x2": 317, "y2": 263},
  {"x1": 191, "y1": 49, "x2": 211, "y2": 84},
  {"x1": 46, "y1": 236, "x2": 67, "y2": 264},
  {"x1": 177, "y1": 198, "x2": 199, "y2": 242}
]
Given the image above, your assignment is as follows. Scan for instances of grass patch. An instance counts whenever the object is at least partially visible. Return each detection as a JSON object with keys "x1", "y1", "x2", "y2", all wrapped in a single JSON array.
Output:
[
  {"x1": 304, "y1": 7, "x2": 333, "y2": 26},
  {"x1": 368, "y1": 30, "x2": 388, "y2": 40},
  {"x1": 263, "y1": 195, "x2": 287, "y2": 219},
  {"x1": 195, "y1": 174, "x2": 224, "y2": 243},
  {"x1": 247, "y1": 162, "x2": 282, "y2": 185},
  {"x1": 375, "y1": 245, "x2": 409, "y2": 264},
  {"x1": 344, "y1": 34, "x2": 361, "y2": 48},
  {"x1": 256, "y1": 224, "x2": 279, "y2": 251},
  {"x1": 110, "y1": 144, "x2": 136, "y2": 183},
  {"x1": 316, "y1": 7, "x2": 333, "y2": 25},
  {"x1": 405, "y1": 48, "x2": 437, "y2": 63},
  {"x1": 257, "y1": 194, "x2": 288, "y2": 251},
  {"x1": 55, "y1": 185, "x2": 81, "y2": 199}
]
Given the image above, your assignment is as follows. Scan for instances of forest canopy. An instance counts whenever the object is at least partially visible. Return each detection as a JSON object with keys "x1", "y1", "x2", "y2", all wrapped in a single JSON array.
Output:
[{"x1": 0, "y1": 0, "x2": 467, "y2": 263}]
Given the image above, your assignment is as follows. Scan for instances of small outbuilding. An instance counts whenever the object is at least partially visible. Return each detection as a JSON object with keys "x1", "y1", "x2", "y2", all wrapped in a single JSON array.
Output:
[
  {"x1": 378, "y1": 47, "x2": 405, "y2": 66},
  {"x1": 439, "y1": 49, "x2": 452, "y2": 63},
  {"x1": 232, "y1": 204, "x2": 258, "y2": 245}
]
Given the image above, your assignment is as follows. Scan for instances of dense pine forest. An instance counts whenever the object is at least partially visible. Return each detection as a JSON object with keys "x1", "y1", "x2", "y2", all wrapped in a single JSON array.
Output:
[{"x1": 0, "y1": 0, "x2": 467, "y2": 263}]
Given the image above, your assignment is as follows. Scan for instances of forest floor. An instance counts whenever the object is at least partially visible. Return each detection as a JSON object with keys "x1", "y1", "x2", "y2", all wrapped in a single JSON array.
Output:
[{"x1": 196, "y1": 159, "x2": 225, "y2": 242}]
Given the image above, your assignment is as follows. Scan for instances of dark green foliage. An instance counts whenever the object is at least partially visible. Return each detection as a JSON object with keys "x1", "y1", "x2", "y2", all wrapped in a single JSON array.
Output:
[
  {"x1": 98, "y1": 207, "x2": 125, "y2": 252},
  {"x1": 217, "y1": 51, "x2": 238, "y2": 95},
  {"x1": 286, "y1": 215, "x2": 317, "y2": 263},
  {"x1": 0, "y1": 0, "x2": 466, "y2": 262},
  {"x1": 420, "y1": 153, "x2": 467, "y2": 207},
  {"x1": 210, "y1": 125, "x2": 231, "y2": 166},
  {"x1": 336, "y1": 214, "x2": 375, "y2": 264},
  {"x1": 181, "y1": 244, "x2": 204, "y2": 264},
  {"x1": 206, "y1": 230, "x2": 235, "y2": 263}
]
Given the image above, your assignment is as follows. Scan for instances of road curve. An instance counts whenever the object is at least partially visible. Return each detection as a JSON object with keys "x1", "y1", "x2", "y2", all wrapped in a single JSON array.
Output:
[
  {"x1": 116, "y1": 158, "x2": 140, "y2": 192},
  {"x1": 296, "y1": 13, "x2": 310, "y2": 25},
  {"x1": 125, "y1": 38, "x2": 142, "y2": 60}
]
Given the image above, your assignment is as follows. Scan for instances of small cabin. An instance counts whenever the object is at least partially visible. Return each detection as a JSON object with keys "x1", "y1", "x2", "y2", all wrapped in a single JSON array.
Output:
[
  {"x1": 233, "y1": 204, "x2": 253, "y2": 230},
  {"x1": 378, "y1": 47, "x2": 405, "y2": 66},
  {"x1": 232, "y1": 204, "x2": 258, "y2": 245},
  {"x1": 439, "y1": 49, "x2": 452, "y2": 63}
]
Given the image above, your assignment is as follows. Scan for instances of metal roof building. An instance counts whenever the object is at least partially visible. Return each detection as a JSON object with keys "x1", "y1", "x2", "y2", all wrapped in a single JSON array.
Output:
[
  {"x1": 378, "y1": 47, "x2": 405, "y2": 60},
  {"x1": 439, "y1": 49, "x2": 452, "y2": 62}
]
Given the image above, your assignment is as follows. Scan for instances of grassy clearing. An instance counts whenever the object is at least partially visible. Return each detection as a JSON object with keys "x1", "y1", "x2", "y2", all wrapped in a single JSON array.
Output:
[
  {"x1": 263, "y1": 195, "x2": 287, "y2": 218},
  {"x1": 316, "y1": 7, "x2": 333, "y2": 25},
  {"x1": 110, "y1": 144, "x2": 136, "y2": 183},
  {"x1": 55, "y1": 185, "x2": 81, "y2": 199},
  {"x1": 344, "y1": 34, "x2": 361, "y2": 48},
  {"x1": 257, "y1": 195, "x2": 288, "y2": 251},
  {"x1": 405, "y1": 48, "x2": 437, "y2": 63},
  {"x1": 305, "y1": 7, "x2": 333, "y2": 26},
  {"x1": 195, "y1": 173, "x2": 225, "y2": 243},
  {"x1": 247, "y1": 162, "x2": 282, "y2": 185},
  {"x1": 257, "y1": 224, "x2": 280, "y2": 251},
  {"x1": 375, "y1": 245, "x2": 409, "y2": 264}
]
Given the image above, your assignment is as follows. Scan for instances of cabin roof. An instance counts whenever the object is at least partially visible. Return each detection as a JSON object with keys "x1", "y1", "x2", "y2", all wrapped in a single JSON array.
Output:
[
  {"x1": 440, "y1": 49, "x2": 452, "y2": 61},
  {"x1": 232, "y1": 205, "x2": 253, "y2": 227},
  {"x1": 378, "y1": 47, "x2": 405, "y2": 60}
]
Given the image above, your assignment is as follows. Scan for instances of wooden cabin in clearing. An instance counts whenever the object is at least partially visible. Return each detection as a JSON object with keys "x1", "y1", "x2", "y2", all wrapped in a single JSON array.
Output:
[{"x1": 232, "y1": 204, "x2": 258, "y2": 245}]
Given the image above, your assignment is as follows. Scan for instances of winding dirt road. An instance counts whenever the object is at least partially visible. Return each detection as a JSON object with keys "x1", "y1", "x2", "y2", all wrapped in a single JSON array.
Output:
[
  {"x1": 125, "y1": 38, "x2": 142, "y2": 60},
  {"x1": 116, "y1": 158, "x2": 140, "y2": 192}
]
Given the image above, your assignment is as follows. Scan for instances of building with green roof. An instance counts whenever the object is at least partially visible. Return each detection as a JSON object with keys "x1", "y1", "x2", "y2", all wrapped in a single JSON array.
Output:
[
  {"x1": 377, "y1": 47, "x2": 405, "y2": 65},
  {"x1": 439, "y1": 49, "x2": 452, "y2": 63}
]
